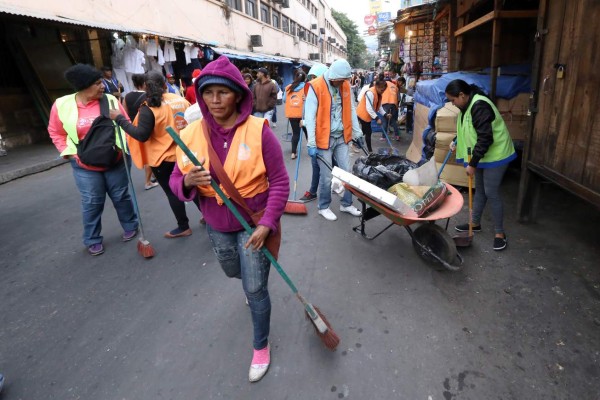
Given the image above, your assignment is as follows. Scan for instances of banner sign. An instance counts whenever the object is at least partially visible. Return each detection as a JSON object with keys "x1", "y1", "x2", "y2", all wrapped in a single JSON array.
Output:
[
  {"x1": 364, "y1": 15, "x2": 377, "y2": 25},
  {"x1": 377, "y1": 12, "x2": 392, "y2": 23},
  {"x1": 369, "y1": 0, "x2": 382, "y2": 14}
]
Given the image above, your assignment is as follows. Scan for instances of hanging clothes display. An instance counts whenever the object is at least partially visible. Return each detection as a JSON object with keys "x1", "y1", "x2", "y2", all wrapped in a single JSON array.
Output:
[
  {"x1": 163, "y1": 41, "x2": 177, "y2": 62},
  {"x1": 157, "y1": 45, "x2": 165, "y2": 66},
  {"x1": 146, "y1": 38, "x2": 158, "y2": 57}
]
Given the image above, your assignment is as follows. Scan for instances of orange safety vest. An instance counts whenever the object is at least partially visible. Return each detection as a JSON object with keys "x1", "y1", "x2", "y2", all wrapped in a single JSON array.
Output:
[
  {"x1": 127, "y1": 93, "x2": 190, "y2": 168},
  {"x1": 284, "y1": 84, "x2": 305, "y2": 119},
  {"x1": 309, "y1": 76, "x2": 353, "y2": 149},
  {"x1": 176, "y1": 116, "x2": 269, "y2": 205},
  {"x1": 356, "y1": 87, "x2": 381, "y2": 122},
  {"x1": 381, "y1": 81, "x2": 398, "y2": 106}
]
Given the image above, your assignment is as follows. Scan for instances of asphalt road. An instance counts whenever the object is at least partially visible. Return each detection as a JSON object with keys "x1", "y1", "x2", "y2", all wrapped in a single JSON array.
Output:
[{"x1": 1, "y1": 113, "x2": 599, "y2": 399}]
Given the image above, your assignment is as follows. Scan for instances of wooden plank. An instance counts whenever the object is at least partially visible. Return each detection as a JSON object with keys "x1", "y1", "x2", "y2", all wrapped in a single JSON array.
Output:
[
  {"x1": 448, "y1": 0, "x2": 457, "y2": 71},
  {"x1": 527, "y1": 162, "x2": 600, "y2": 207},
  {"x1": 490, "y1": 0, "x2": 502, "y2": 101},
  {"x1": 530, "y1": 0, "x2": 567, "y2": 166},
  {"x1": 454, "y1": 10, "x2": 494, "y2": 36},
  {"x1": 558, "y1": 0, "x2": 600, "y2": 189},
  {"x1": 497, "y1": 10, "x2": 539, "y2": 19}
]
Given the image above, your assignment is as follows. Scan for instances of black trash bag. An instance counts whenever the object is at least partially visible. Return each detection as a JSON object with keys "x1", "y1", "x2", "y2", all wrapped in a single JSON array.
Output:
[
  {"x1": 423, "y1": 128, "x2": 436, "y2": 161},
  {"x1": 353, "y1": 153, "x2": 419, "y2": 189}
]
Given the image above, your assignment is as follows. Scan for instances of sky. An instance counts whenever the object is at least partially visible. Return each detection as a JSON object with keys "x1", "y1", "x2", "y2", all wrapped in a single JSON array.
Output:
[{"x1": 325, "y1": 0, "x2": 398, "y2": 50}]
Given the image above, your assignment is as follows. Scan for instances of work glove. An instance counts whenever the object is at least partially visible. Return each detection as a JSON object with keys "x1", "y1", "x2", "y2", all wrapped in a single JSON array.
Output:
[{"x1": 307, "y1": 146, "x2": 317, "y2": 158}]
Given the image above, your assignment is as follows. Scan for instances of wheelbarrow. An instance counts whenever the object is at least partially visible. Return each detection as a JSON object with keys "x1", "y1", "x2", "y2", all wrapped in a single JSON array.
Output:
[{"x1": 345, "y1": 183, "x2": 465, "y2": 272}]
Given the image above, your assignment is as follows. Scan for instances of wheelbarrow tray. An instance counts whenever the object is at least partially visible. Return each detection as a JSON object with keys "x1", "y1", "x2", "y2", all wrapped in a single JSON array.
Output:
[{"x1": 346, "y1": 183, "x2": 464, "y2": 271}]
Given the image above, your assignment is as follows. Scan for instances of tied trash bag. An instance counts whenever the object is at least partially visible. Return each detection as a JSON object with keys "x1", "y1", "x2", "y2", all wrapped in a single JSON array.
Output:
[
  {"x1": 353, "y1": 154, "x2": 418, "y2": 189},
  {"x1": 388, "y1": 181, "x2": 448, "y2": 217}
]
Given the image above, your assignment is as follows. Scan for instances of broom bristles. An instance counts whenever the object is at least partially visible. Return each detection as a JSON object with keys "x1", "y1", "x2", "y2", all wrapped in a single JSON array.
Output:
[
  {"x1": 137, "y1": 239, "x2": 155, "y2": 259},
  {"x1": 284, "y1": 200, "x2": 308, "y2": 215},
  {"x1": 306, "y1": 306, "x2": 340, "y2": 351}
]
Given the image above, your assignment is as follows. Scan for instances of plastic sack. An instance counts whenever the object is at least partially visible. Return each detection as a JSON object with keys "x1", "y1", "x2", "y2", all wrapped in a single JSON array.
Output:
[
  {"x1": 353, "y1": 154, "x2": 418, "y2": 189},
  {"x1": 403, "y1": 158, "x2": 438, "y2": 186},
  {"x1": 388, "y1": 181, "x2": 448, "y2": 217}
]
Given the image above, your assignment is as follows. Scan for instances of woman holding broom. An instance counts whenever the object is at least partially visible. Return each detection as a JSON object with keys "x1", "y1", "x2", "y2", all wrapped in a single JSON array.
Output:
[
  {"x1": 110, "y1": 71, "x2": 201, "y2": 238},
  {"x1": 283, "y1": 70, "x2": 307, "y2": 160},
  {"x1": 169, "y1": 56, "x2": 289, "y2": 382},
  {"x1": 48, "y1": 64, "x2": 138, "y2": 256}
]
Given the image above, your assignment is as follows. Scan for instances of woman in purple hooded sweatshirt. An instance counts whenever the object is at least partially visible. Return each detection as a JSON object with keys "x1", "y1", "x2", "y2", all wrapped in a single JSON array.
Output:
[{"x1": 169, "y1": 56, "x2": 289, "y2": 382}]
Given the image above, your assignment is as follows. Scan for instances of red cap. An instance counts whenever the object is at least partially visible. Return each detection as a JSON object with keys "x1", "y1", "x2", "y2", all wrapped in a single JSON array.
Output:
[
  {"x1": 192, "y1": 69, "x2": 202, "y2": 79},
  {"x1": 166, "y1": 73, "x2": 174, "y2": 78}
]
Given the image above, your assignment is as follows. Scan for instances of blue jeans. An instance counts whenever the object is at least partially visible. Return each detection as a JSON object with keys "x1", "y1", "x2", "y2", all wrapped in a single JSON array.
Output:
[
  {"x1": 309, "y1": 155, "x2": 320, "y2": 195},
  {"x1": 206, "y1": 225, "x2": 271, "y2": 350},
  {"x1": 253, "y1": 110, "x2": 274, "y2": 126},
  {"x1": 70, "y1": 159, "x2": 138, "y2": 246},
  {"x1": 316, "y1": 136, "x2": 353, "y2": 210},
  {"x1": 473, "y1": 163, "x2": 509, "y2": 234}
]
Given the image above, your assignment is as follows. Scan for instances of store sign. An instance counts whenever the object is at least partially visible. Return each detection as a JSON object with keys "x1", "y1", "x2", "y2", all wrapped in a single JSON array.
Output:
[
  {"x1": 368, "y1": 26, "x2": 377, "y2": 35},
  {"x1": 369, "y1": 0, "x2": 382, "y2": 14},
  {"x1": 364, "y1": 14, "x2": 377, "y2": 25},
  {"x1": 377, "y1": 12, "x2": 392, "y2": 23}
]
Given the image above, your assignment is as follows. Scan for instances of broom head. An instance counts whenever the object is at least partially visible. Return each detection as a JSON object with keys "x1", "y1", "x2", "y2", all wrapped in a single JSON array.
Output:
[
  {"x1": 305, "y1": 304, "x2": 340, "y2": 351},
  {"x1": 137, "y1": 239, "x2": 155, "y2": 258},
  {"x1": 284, "y1": 200, "x2": 308, "y2": 215}
]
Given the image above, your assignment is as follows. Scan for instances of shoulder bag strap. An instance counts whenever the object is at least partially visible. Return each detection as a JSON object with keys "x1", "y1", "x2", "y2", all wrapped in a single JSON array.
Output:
[
  {"x1": 100, "y1": 94, "x2": 110, "y2": 118},
  {"x1": 200, "y1": 119, "x2": 254, "y2": 216}
]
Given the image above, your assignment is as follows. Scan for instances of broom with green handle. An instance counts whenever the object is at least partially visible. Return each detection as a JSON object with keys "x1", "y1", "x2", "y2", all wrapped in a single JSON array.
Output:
[{"x1": 165, "y1": 126, "x2": 339, "y2": 350}]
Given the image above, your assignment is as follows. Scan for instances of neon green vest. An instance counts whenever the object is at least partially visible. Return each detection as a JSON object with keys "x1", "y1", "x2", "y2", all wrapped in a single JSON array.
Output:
[
  {"x1": 55, "y1": 93, "x2": 127, "y2": 157},
  {"x1": 456, "y1": 94, "x2": 516, "y2": 167}
]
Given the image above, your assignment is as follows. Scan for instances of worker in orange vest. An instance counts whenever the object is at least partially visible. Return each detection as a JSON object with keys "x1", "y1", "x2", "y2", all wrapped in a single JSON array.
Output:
[
  {"x1": 356, "y1": 79, "x2": 387, "y2": 153},
  {"x1": 381, "y1": 72, "x2": 400, "y2": 140}
]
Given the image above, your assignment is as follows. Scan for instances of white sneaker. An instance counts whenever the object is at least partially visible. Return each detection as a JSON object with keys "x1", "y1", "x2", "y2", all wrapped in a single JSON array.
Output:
[
  {"x1": 340, "y1": 205, "x2": 362, "y2": 217},
  {"x1": 318, "y1": 208, "x2": 338, "y2": 221}
]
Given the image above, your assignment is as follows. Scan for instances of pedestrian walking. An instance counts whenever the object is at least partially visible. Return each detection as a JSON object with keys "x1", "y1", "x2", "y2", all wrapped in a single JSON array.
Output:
[
  {"x1": 298, "y1": 63, "x2": 328, "y2": 203},
  {"x1": 169, "y1": 56, "x2": 289, "y2": 382},
  {"x1": 283, "y1": 71, "x2": 307, "y2": 160},
  {"x1": 381, "y1": 72, "x2": 400, "y2": 139},
  {"x1": 48, "y1": 64, "x2": 139, "y2": 256},
  {"x1": 252, "y1": 67, "x2": 277, "y2": 125},
  {"x1": 122, "y1": 73, "x2": 158, "y2": 191},
  {"x1": 110, "y1": 71, "x2": 200, "y2": 238},
  {"x1": 445, "y1": 79, "x2": 516, "y2": 251},
  {"x1": 304, "y1": 59, "x2": 364, "y2": 221}
]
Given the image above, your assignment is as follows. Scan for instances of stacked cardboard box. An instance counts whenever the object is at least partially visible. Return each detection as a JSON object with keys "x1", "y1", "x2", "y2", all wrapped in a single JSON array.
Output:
[
  {"x1": 496, "y1": 92, "x2": 530, "y2": 141},
  {"x1": 406, "y1": 102, "x2": 430, "y2": 163},
  {"x1": 432, "y1": 104, "x2": 471, "y2": 187}
]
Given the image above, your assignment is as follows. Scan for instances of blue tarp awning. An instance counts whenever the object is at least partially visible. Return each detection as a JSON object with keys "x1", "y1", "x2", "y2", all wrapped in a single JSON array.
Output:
[
  {"x1": 414, "y1": 66, "x2": 531, "y2": 108},
  {"x1": 211, "y1": 47, "x2": 294, "y2": 64}
]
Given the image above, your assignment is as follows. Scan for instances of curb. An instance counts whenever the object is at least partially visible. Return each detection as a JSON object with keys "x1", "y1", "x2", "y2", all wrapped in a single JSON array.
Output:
[{"x1": 0, "y1": 158, "x2": 68, "y2": 185}]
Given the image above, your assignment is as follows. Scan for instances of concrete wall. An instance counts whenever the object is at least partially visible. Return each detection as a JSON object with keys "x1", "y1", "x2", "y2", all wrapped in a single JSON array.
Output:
[{"x1": 0, "y1": 89, "x2": 47, "y2": 149}]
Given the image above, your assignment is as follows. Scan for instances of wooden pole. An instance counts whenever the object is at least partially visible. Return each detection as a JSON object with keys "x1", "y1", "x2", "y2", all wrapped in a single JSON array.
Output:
[{"x1": 490, "y1": 0, "x2": 502, "y2": 101}]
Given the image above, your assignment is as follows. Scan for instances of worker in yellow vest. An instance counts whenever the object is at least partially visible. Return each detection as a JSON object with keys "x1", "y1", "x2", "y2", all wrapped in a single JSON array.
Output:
[{"x1": 356, "y1": 80, "x2": 387, "y2": 153}]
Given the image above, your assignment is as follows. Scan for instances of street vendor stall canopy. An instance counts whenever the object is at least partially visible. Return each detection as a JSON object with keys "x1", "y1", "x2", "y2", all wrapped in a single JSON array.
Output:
[
  {"x1": 210, "y1": 47, "x2": 294, "y2": 64},
  {"x1": 0, "y1": 0, "x2": 217, "y2": 45}
]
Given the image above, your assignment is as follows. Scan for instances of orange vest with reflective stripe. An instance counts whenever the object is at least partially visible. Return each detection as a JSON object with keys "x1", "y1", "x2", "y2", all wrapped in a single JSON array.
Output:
[
  {"x1": 284, "y1": 84, "x2": 305, "y2": 119},
  {"x1": 176, "y1": 116, "x2": 269, "y2": 205},
  {"x1": 127, "y1": 93, "x2": 190, "y2": 168},
  {"x1": 356, "y1": 87, "x2": 380, "y2": 122},
  {"x1": 309, "y1": 76, "x2": 353, "y2": 149},
  {"x1": 381, "y1": 81, "x2": 398, "y2": 106}
]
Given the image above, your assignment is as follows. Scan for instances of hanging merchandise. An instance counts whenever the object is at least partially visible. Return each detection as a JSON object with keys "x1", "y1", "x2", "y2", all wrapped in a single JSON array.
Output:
[
  {"x1": 163, "y1": 41, "x2": 177, "y2": 62},
  {"x1": 163, "y1": 61, "x2": 174, "y2": 76},
  {"x1": 146, "y1": 38, "x2": 158, "y2": 57},
  {"x1": 157, "y1": 45, "x2": 165, "y2": 66},
  {"x1": 111, "y1": 37, "x2": 126, "y2": 69},
  {"x1": 137, "y1": 36, "x2": 148, "y2": 53},
  {"x1": 204, "y1": 47, "x2": 214, "y2": 61},
  {"x1": 183, "y1": 43, "x2": 193, "y2": 65},
  {"x1": 123, "y1": 45, "x2": 146, "y2": 74}
]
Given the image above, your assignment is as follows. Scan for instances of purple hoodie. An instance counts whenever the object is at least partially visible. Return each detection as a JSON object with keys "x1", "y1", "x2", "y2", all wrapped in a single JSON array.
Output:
[{"x1": 169, "y1": 56, "x2": 289, "y2": 233}]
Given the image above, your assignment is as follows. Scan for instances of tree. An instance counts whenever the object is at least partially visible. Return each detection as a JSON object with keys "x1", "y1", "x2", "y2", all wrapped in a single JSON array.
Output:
[{"x1": 331, "y1": 9, "x2": 368, "y2": 69}]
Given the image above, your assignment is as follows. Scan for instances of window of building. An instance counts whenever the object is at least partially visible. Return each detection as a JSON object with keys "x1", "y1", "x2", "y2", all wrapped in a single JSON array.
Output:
[
  {"x1": 272, "y1": 11, "x2": 280, "y2": 29},
  {"x1": 245, "y1": 0, "x2": 256, "y2": 18},
  {"x1": 260, "y1": 3, "x2": 270, "y2": 24},
  {"x1": 226, "y1": 0, "x2": 242, "y2": 11},
  {"x1": 282, "y1": 15, "x2": 289, "y2": 33},
  {"x1": 290, "y1": 20, "x2": 297, "y2": 36}
]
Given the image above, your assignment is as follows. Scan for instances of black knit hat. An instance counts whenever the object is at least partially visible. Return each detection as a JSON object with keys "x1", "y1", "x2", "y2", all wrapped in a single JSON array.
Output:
[
  {"x1": 197, "y1": 75, "x2": 243, "y2": 94},
  {"x1": 64, "y1": 64, "x2": 103, "y2": 91}
]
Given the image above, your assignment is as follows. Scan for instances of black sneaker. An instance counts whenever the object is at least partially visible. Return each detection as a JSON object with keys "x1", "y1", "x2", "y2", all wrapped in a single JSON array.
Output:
[
  {"x1": 455, "y1": 223, "x2": 481, "y2": 232},
  {"x1": 493, "y1": 236, "x2": 507, "y2": 251},
  {"x1": 299, "y1": 191, "x2": 317, "y2": 202}
]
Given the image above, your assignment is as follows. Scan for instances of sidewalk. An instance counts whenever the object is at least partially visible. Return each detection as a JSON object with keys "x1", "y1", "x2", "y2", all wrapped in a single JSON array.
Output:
[{"x1": 0, "y1": 142, "x2": 67, "y2": 185}]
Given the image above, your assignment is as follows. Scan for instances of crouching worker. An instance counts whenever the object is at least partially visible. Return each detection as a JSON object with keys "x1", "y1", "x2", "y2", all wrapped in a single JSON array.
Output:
[{"x1": 169, "y1": 56, "x2": 289, "y2": 382}]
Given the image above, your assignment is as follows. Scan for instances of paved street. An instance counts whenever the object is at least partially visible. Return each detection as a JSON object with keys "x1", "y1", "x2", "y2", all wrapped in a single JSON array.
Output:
[{"x1": 1, "y1": 111, "x2": 599, "y2": 399}]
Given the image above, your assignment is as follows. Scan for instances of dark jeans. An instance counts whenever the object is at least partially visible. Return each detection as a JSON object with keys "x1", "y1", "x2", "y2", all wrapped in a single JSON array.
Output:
[
  {"x1": 206, "y1": 225, "x2": 271, "y2": 350},
  {"x1": 473, "y1": 163, "x2": 509, "y2": 234},
  {"x1": 70, "y1": 158, "x2": 138, "y2": 246},
  {"x1": 151, "y1": 161, "x2": 198, "y2": 230},
  {"x1": 289, "y1": 118, "x2": 307, "y2": 154},
  {"x1": 381, "y1": 104, "x2": 399, "y2": 136},
  {"x1": 358, "y1": 117, "x2": 373, "y2": 152}
]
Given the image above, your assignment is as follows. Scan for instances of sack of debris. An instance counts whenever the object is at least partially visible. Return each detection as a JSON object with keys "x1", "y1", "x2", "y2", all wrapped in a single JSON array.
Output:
[
  {"x1": 388, "y1": 181, "x2": 448, "y2": 217},
  {"x1": 353, "y1": 153, "x2": 418, "y2": 189}
]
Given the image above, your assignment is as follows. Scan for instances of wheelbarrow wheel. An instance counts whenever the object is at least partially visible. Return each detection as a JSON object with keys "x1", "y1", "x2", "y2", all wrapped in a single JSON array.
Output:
[{"x1": 412, "y1": 223, "x2": 458, "y2": 271}]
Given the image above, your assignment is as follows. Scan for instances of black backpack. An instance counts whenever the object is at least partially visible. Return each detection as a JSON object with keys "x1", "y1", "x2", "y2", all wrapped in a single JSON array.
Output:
[{"x1": 77, "y1": 95, "x2": 120, "y2": 168}]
